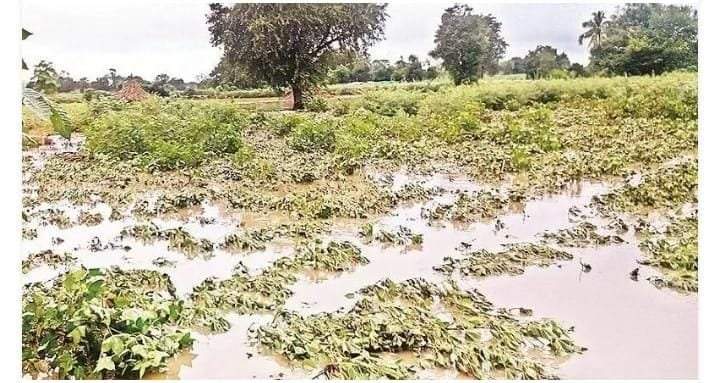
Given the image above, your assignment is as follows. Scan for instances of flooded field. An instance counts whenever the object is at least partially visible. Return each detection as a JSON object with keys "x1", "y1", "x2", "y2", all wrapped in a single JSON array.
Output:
[
  {"x1": 21, "y1": 74, "x2": 698, "y2": 380},
  {"x1": 22, "y1": 137, "x2": 697, "y2": 379}
]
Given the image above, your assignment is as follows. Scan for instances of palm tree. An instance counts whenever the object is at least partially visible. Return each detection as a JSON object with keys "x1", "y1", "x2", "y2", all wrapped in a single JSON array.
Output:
[{"x1": 578, "y1": 11, "x2": 607, "y2": 50}]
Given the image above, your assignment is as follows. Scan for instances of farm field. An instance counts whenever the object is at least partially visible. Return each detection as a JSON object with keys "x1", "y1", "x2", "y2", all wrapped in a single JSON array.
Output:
[{"x1": 20, "y1": 72, "x2": 698, "y2": 379}]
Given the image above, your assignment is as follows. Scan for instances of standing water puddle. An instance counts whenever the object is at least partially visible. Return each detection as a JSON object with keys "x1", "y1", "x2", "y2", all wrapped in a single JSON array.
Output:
[{"x1": 472, "y1": 244, "x2": 697, "y2": 379}]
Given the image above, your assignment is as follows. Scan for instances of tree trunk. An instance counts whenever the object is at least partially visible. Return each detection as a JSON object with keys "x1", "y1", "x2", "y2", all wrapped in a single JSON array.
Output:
[{"x1": 291, "y1": 84, "x2": 304, "y2": 110}]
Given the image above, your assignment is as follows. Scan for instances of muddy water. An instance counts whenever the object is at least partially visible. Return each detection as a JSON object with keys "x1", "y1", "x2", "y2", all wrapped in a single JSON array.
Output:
[
  {"x1": 22, "y1": 146, "x2": 697, "y2": 380},
  {"x1": 474, "y1": 244, "x2": 698, "y2": 379},
  {"x1": 281, "y1": 176, "x2": 696, "y2": 379},
  {"x1": 148, "y1": 314, "x2": 306, "y2": 380},
  {"x1": 21, "y1": 196, "x2": 291, "y2": 296},
  {"x1": 284, "y1": 179, "x2": 610, "y2": 315}
]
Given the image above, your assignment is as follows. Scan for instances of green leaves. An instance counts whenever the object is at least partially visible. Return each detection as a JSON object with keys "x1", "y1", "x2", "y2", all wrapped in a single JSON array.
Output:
[
  {"x1": 430, "y1": 5, "x2": 507, "y2": 84},
  {"x1": 639, "y1": 214, "x2": 698, "y2": 292},
  {"x1": 207, "y1": 3, "x2": 387, "y2": 109},
  {"x1": 94, "y1": 356, "x2": 115, "y2": 373},
  {"x1": 434, "y1": 244, "x2": 574, "y2": 277},
  {"x1": 22, "y1": 88, "x2": 73, "y2": 139},
  {"x1": 101, "y1": 335, "x2": 126, "y2": 355},
  {"x1": 258, "y1": 278, "x2": 579, "y2": 379},
  {"x1": 22, "y1": 268, "x2": 193, "y2": 379},
  {"x1": 68, "y1": 326, "x2": 86, "y2": 344},
  {"x1": 588, "y1": 4, "x2": 697, "y2": 75},
  {"x1": 84, "y1": 100, "x2": 250, "y2": 170}
]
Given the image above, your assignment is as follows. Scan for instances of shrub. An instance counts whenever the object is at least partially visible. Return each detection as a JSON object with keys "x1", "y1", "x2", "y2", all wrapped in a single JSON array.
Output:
[
  {"x1": 490, "y1": 106, "x2": 561, "y2": 152},
  {"x1": 418, "y1": 88, "x2": 488, "y2": 143},
  {"x1": 334, "y1": 109, "x2": 382, "y2": 160},
  {"x1": 268, "y1": 113, "x2": 306, "y2": 136},
  {"x1": 305, "y1": 97, "x2": 329, "y2": 112},
  {"x1": 357, "y1": 89, "x2": 422, "y2": 116},
  {"x1": 604, "y1": 76, "x2": 697, "y2": 120},
  {"x1": 287, "y1": 117, "x2": 337, "y2": 152},
  {"x1": 22, "y1": 268, "x2": 192, "y2": 379},
  {"x1": 85, "y1": 100, "x2": 249, "y2": 170}
]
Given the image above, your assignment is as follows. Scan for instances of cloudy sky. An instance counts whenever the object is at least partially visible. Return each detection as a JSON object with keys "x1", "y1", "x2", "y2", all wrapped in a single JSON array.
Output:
[{"x1": 21, "y1": 1, "x2": 629, "y2": 81}]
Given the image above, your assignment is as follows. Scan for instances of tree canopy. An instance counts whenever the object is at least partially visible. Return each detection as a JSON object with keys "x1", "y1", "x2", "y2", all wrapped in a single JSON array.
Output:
[
  {"x1": 587, "y1": 4, "x2": 697, "y2": 75},
  {"x1": 430, "y1": 4, "x2": 507, "y2": 84},
  {"x1": 206, "y1": 3, "x2": 388, "y2": 109},
  {"x1": 523, "y1": 45, "x2": 571, "y2": 79},
  {"x1": 30, "y1": 60, "x2": 60, "y2": 94}
]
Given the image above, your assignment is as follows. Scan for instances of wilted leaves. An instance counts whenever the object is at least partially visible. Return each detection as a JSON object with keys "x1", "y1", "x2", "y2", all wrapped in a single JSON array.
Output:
[{"x1": 257, "y1": 278, "x2": 579, "y2": 379}]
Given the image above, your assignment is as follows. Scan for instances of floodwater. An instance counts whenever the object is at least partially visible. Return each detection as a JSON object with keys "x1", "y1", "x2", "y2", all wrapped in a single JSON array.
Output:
[
  {"x1": 22, "y1": 137, "x2": 697, "y2": 379},
  {"x1": 475, "y1": 244, "x2": 698, "y2": 379},
  {"x1": 148, "y1": 314, "x2": 306, "y2": 380}
]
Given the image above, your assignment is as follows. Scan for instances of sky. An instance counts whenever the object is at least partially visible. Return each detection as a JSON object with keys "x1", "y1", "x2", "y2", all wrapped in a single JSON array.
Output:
[{"x1": 21, "y1": 1, "x2": 628, "y2": 81}]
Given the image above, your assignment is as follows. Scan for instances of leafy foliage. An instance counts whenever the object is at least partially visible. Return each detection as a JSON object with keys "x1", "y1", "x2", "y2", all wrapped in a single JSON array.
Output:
[
  {"x1": 588, "y1": 4, "x2": 697, "y2": 75},
  {"x1": 30, "y1": 60, "x2": 60, "y2": 94},
  {"x1": 430, "y1": 4, "x2": 507, "y2": 84},
  {"x1": 639, "y1": 215, "x2": 698, "y2": 292},
  {"x1": 578, "y1": 11, "x2": 608, "y2": 50},
  {"x1": 258, "y1": 278, "x2": 578, "y2": 379},
  {"x1": 434, "y1": 244, "x2": 573, "y2": 277},
  {"x1": 541, "y1": 221, "x2": 624, "y2": 247},
  {"x1": 523, "y1": 45, "x2": 571, "y2": 80},
  {"x1": 22, "y1": 268, "x2": 192, "y2": 379},
  {"x1": 23, "y1": 88, "x2": 73, "y2": 139},
  {"x1": 207, "y1": 3, "x2": 387, "y2": 109},
  {"x1": 84, "y1": 100, "x2": 249, "y2": 170}
]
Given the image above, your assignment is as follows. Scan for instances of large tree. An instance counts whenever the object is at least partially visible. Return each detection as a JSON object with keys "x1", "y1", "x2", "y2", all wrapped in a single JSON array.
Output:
[
  {"x1": 588, "y1": 4, "x2": 697, "y2": 75},
  {"x1": 429, "y1": 4, "x2": 507, "y2": 84},
  {"x1": 206, "y1": 3, "x2": 387, "y2": 109}
]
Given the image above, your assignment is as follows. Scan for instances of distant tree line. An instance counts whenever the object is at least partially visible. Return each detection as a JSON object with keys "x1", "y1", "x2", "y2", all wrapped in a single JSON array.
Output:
[
  {"x1": 495, "y1": 4, "x2": 696, "y2": 79},
  {"x1": 28, "y1": 64, "x2": 201, "y2": 95},
  {"x1": 499, "y1": 46, "x2": 586, "y2": 79},
  {"x1": 30, "y1": 3, "x2": 697, "y2": 104},
  {"x1": 326, "y1": 54, "x2": 441, "y2": 84}
]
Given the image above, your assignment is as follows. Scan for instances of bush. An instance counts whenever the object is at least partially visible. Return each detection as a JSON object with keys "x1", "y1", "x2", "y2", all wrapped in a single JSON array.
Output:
[
  {"x1": 22, "y1": 268, "x2": 192, "y2": 379},
  {"x1": 493, "y1": 106, "x2": 561, "y2": 152},
  {"x1": 305, "y1": 97, "x2": 329, "y2": 112},
  {"x1": 268, "y1": 113, "x2": 307, "y2": 136},
  {"x1": 604, "y1": 75, "x2": 697, "y2": 120},
  {"x1": 85, "y1": 100, "x2": 250, "y2": 170},
  {"x1": 287, "y1": 117, "x2": 337, "y2": 152},
  {"x1": 418, "y1": 88, "x2": 488, "y2": 143},
  {"x1": 358, "y1": 90, "x2": 422, "y2": 116},
  {"x1": 334, "y1": 109, "x2": 382, "y2": 160}
]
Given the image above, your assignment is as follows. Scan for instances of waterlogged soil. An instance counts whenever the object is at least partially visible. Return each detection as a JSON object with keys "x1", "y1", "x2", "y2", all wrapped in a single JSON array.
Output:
[{"x1": 21, "y1": 136, "x2": 697, "y2": 379}]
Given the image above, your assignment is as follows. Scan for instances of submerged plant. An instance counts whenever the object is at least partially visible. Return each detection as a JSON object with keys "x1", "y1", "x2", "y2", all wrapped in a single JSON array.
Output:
[
  {"x1": 434, "y1": 243, "x2": 573, "y2": 277},
  {"x1": 360, "y1": 223, "x2": 424, "y2": 246},
  {"x1": 639, "y1": 215, "x2": 698, "y2": 292},
  {"x1": 77, "y1": 210, "x2": 103, "y2": 226},
  {"x1": 256, "y1": 278, "x2": 579, "y2": 379},
  {"x1": 541, "y1": 221, "x2": 624, "y2": 247},
  {"x1": 422, "y1": 190, "x2": 512, "y2": 222},
  {"x1": 22, "y1": 250, "x2": 76, "y2": 273}
]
